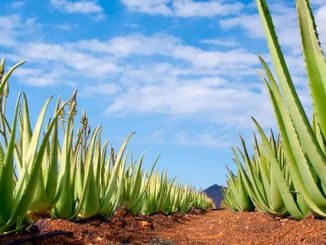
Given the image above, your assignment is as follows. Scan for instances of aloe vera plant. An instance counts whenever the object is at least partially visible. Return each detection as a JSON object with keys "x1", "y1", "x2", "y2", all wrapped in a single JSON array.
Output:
[
  {"x1": 224, "y1": 0, "x2": 326, "y2": 219},
  {"x1": 223, "y1": 167, "x2": 254, "y2": 212},
  {"x1": 0, "y1": 59, "x2": 67, "y2": 232},
  {"x1": 226, "y1": 133, "x2": 308, "y2": 218},
  {"x1": 143, "y1": 171, "x2": 175, "y2": 214},
  {"x1": 257, "y1": 0, "x2": 326, "y2": 218}
]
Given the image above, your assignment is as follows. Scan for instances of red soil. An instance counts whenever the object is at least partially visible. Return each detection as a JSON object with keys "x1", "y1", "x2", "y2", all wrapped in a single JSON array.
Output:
[{"x1": 1, "y1": 209, "x2": 325, "y2": 244}]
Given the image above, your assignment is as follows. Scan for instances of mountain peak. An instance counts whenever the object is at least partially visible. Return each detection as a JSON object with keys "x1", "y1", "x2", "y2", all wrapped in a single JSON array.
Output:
[{"x1": 203, "y1": 184, "x2": 224, "y2": 208}]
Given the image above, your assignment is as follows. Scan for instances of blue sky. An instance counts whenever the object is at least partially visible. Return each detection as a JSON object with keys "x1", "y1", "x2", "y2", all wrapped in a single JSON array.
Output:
[{"x1": 1, "y1": 0, "x2": 326, "y2": 189}]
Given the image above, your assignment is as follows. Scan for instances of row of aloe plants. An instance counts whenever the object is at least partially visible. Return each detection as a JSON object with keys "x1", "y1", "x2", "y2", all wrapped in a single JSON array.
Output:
[
  {"x1": 224, "y1": 0, "x2": 326, "y2": 220},
  {"x1": 0, "y1": 59, "x2": 213, "y2": 234}
]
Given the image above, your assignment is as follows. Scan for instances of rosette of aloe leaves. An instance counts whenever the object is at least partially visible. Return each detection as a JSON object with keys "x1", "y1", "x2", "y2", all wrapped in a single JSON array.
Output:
[{"x1": 224, "y1": 0, "x2": 326, "y2": 220}]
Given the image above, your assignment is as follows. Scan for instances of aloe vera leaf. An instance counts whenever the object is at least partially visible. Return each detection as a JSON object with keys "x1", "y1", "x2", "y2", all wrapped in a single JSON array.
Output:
[
  {"x1": 101, "y1": 133, "x2": 133, "y2": 206},
  {"x1": 21, "y1": 94, "x2": 32, "y2": 170},
  {"x1": 270, "y1": 157, "x2": 285, "y2": 212},
  {"x1": 0, "y1": 101, "x2": 65, "y2": 233},
  {"x1": 127, "y1": 155, "x2": 145, "y2": 213},
  {"x1": 314, "y1": 116, "x2": 326, "y2": 155},
  {"x1": 73, "y1": 127, "x2": 100, "y2": 220},
  {"x1": 257, "y1": 0, "x2": 326, "y2": 185},
  {"x1": 238, "y1": 140, "x2": 268, "y2": 204},
  {"x1": 29, "y1": 169, "x2": 51, "y2": 213},
  {"x1": 54, "y1": 116, "x2": 74, "y2": 219},
  {"x1": 259, "y1": 58, "x2": 326, "y2": 212},
  {"x1": 296, "y1": 0, "x2": 326, "y2": 137},
  {"x1": 93, "y1": 129, "x2": 102, "y2": 189},
  {"x1": 232, "y1": 149, "x2": 272, "y2": 213},
  {"x1": 134, "y1": 156, "x2": 160, "y2": 214},
  {"x1": 23, "y1": 96, "x2": 53, "y2": 213},
  {"x1": 100, "y1": 141, "x2": 109, "y2": 196},
  {"x1": 100, "y1": 154, "x2": 127, "y2": 215},
  {"x1": 263, "y1": 76, "x2": 326, "y2": 216},
  {"x1": 0, "y1": 94, "x2": 21, "y2": 222},
  {"x1": 130, "y1": 154, "x2": 160, "y2": 214},
  {"x1": 100, "y1": 154, "x2": 127, "y2": 218},
  {"x1": 0, "y1": 61, "x2": 25, "y2": 96},
  {"x1": 132, "y1": 155, "x2": 160, "y2": 214},
  {"x1": 25, "y1": 96, "x2": 53, "y2": 170},
  {"x1": 237, "y1": 170, "x2": 253, "y2": 211},
  {"x1": 253, "y1": 118, "x2": 305, "y2": 220},
  {"x1": 46, "y1": 99, "x2": 60, "y2": 203},
  {"x1": 257, "y1": 145, "x2": 272, "y2": 207}
]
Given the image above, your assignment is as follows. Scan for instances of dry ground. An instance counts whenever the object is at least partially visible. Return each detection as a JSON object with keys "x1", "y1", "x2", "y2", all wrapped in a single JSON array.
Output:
[{"x1": 1, "y1": 209, "x2": 325, "y2": 244}]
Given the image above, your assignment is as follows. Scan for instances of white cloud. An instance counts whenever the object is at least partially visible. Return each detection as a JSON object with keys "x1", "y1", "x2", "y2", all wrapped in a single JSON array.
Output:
[
  {"x1": 220, "y1": 14, "x2": 264, "y2": 38},
  {"x1": 311, "y1": 0, "x2": 326, "y2": 6},
  {"x1": 0, "y1": 14, "x2": 277, "y2": 130},
  {"x1": 175, "y1": 131, "x2": 230, "y2": 147},
  {"x1": 0, "y1": 15, "x2": 20, "y2": 47},
  {"x1": 172, "y1": 45, "x2": 258, "y2": 69},
  {"x1": 14, "y1": 42, "x2": 119, "y2": 80},
  {"x1": 0, "y1": 15, "x2": 39, "y2": 47},
  {"x1": 120, "y1": 0, "x2": 173, "y2": 16},
  {"x1": 13, "y1": 67, "x2": 76, "y2": 87},
  {"x1": 137, "y1": 129, "x2": 232, "y2": 148},
  {"x1": 50, "y1": 0, "x2": 105, "y2": 20},
  {"x1": 120, "y1": 0, "x2": 243, "y2": 17},
  {"x1": 2, "y1": 35, "x2": 119, "y2": 86},
  {"x1": 106, "y1": 78, "x2": 275, "y2": 129},
  {"x1": 79, "y1": 83, "x2": 121, "y2": 97},
  {"x1": 173, "y1": 0, "x2": 243, "y2": 17},
  {"x1": 2, "y1": 25, "x2": 270, "y2": 127},
  {"x1": 54, "y1": 23, "x2": 78, "y2": 31},
  {"x1": 76, "y1": 35, "x2": 179, "y2": 57},
  {"x1": 11, "y1": 2, "x2": 25, "y2": 9},
  {"x1": 201, "y1": 38, "x2": 240, "y2": 48},
  {"x1": 76, "y1": 34, "x2": 259, "y2": 71}
]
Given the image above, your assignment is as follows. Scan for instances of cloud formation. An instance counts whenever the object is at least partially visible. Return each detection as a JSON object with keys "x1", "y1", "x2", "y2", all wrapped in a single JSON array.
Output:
[
  {"x1": 50, "y1": 0, "x2": 105, "y2": 20},
  {"x1": 1, "y1": 0, "x2": 324, "y2": 148},
  {"x1": 120, "y1": 0, "x2": 243, "y2": 17}
]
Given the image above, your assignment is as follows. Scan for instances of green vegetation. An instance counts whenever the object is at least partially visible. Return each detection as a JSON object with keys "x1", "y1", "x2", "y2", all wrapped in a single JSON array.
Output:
[
  {"x1": 0, "y1": 58, "x2": 213, "y2": 234},
  {"x1": 224, "y1": 0, "x2": 326, "y2": 220}
]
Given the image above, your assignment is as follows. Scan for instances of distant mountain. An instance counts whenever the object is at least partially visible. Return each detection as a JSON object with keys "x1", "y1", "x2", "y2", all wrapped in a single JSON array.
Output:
[{"x1": 203, "y1": 184, "x2": 224, "y2": 208}]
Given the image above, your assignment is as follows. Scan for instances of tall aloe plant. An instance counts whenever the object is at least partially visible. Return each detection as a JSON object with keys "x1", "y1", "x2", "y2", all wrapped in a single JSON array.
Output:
[
  {"x1": 256, "y1": 0, "x2": 326, "y2": 218},
  {"x1": 225, "y1": 0, "x2": 326, "y2": 219},
  {"x1": 0, "y1": 60, "x2": 67, "y2": 231}
]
